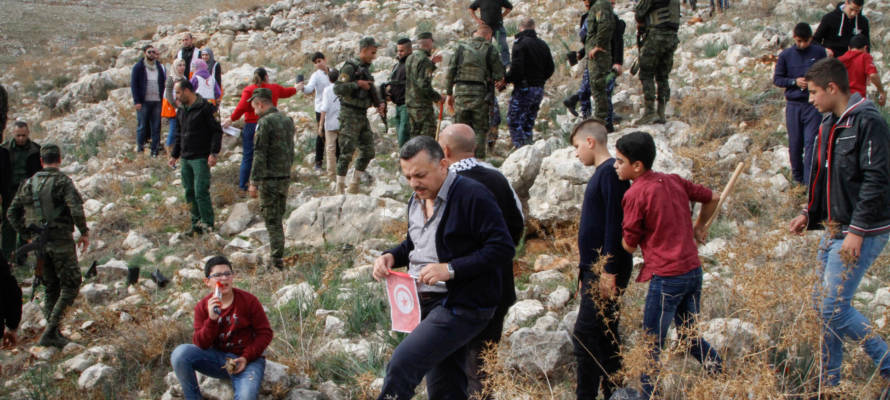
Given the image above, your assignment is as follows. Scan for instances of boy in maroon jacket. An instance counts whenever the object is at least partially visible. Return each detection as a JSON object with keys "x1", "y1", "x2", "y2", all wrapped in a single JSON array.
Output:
[
  {"x1": 170, "y1": 255, "x2": 273, "y2": 400},
  {"x1": 615, "y1": 131, "x2": 723, "y2": 399}
]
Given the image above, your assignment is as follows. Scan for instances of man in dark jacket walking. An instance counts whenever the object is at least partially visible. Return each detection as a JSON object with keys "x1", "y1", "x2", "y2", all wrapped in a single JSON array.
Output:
[
  {"x1": 505, "y1": 18, "x2": 554, "y2": 148},
  {"x1": 814, "y1": 0, "x2": 869, "y2": 58},
  {"x1": 773, "y1": 22, "x2": 827, "y2": 185},
  {"x1": 169, "y1": 80, "x2": 222, "y2": 235},
  {"x1": 1, "y1": 121, "x2": 41, "y2": 261},
  {"x1": 130, "y1": 44, "x2": 166, "y2": 156},
  {"x1": 789, "y1": 58, "x2": 890, "y2": 391},
  {"x1": 372, "y1": 136, "x2": 514, "y2": 400},
  {"x1": 438, "y1": 124, "x2": 523, "y2": 400}
]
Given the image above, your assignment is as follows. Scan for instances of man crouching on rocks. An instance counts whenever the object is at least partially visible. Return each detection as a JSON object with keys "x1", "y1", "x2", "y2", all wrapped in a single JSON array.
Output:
[
  {"x1": 170, "y1": 255, "x2": 273, "y2": 400},
  {"x1": 372, "y1": 136, "x2": 514, "y2": 399}
]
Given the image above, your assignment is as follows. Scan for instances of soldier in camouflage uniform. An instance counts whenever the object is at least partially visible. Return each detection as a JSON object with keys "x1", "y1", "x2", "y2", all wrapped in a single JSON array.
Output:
[
  {"x1": 7, "y1": 144, "x2": 89, "y2": 348},
  {"x1": 406, "y1": 32, "x2": 443, "y2": 139},
  {"x1": 635, "y1": 0, "x2": 681, "y2": 124},
  {"x1": 445, "y1": 25, "x2": 505, "y2": 159},
  {"x1": 334, "y1": 37, "x2": 386, "y2": 194},
  {"x1": 586, "y1": 0, "x2": 615, "y2": 124},
  {"x1": 247, "y1": 88, "x2": 294, "y2": 271}
]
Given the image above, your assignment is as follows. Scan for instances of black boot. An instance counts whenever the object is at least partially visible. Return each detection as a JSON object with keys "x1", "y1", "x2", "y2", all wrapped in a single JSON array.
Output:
[{"x1": 563, "y1": 94, "x2": 580, "y2": 117}]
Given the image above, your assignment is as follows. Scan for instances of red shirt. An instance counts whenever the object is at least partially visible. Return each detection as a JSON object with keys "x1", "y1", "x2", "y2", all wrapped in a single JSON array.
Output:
[
  {"x1": 838, "y1": 49, "x2": 877, "y2": 99},
  {"x1": 193, "y1": 288, "x2": 273, "y2": 362},
  {"x1": 622, "y1": 171, "x2": 713, "y2": 282},
  {"x1": 230, "y1": 83, "x2": 297, "y2": 123}
]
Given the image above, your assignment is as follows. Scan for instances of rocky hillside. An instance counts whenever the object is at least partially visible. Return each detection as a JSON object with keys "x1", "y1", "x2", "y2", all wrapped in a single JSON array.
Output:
[{"x1": 2, "y1": 0, "x2": 890, "y2": 399}]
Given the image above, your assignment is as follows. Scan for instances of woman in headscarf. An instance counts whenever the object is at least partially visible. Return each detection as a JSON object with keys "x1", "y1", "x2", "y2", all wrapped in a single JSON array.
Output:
[
  {"x1": 200, "y1": 47, "x2": 222, "y2": 93},
  {"x1": 164, "y1": 58, "x2": 187, "y2": 150},
  {"x1": 189, "y1": 59, "x2": 221, "y2": 105},
  {"x1": 222, "y1": 68, "x2": 298, "y2": 192}
]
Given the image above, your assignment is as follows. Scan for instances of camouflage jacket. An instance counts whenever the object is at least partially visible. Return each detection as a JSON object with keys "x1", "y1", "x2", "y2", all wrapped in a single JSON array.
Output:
[
  {"x1": 405, "y1": 49, "x2": 441, "y2": 107},
  {"x1": 445, "y1": 37, "x2": 504, "y2": 96},
  {"x1": 251, "y1": 107, "x2": 295, "y2": 181},
  {"x1": 585, "y1": 0, "x2": 615, "y2": 53},
  {"x1": 7, "y1": 167, "x2": 87, "y2": 241},
  {"x1": 334, "y1": 57, "x2": 379, "y2": 110}
]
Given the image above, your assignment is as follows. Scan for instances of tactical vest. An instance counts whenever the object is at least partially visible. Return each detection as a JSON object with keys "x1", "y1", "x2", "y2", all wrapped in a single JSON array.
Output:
[
  {"x1": 646, "y1": 0, "x2": 680, "y2": 31},
  {"x1": 454, "y1": 41, "x2": 492, "y2": 85},
  {"x1": 29, "y1": 171, "x2": 61, "y2": 226},
  {"x1": 340, "y1": 59, "x2": 375, "y2": 109}
]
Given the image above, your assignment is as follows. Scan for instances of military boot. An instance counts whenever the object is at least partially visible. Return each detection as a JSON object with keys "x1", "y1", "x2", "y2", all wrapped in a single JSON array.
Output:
[
  {"x1": 38, "y1": 326, "x2": 69, "y2": 348},
  {"x1": 634, "y1": 101, "x2": 659, "y2": 125},
  {"x1": 267, "y1": 257, "x2": 284, "y2": 271},
  {"x1": 335, "y1": 176, "x2": 346, "y2": 195},
  {"x1": 563, "y1": 94, "x2": 580, "y2": 117},
  {"x1": 656, "y1": 101, "x2": 667, "y2": 124},
  {"x1": 347, "y1": 171, "x2": 362, "y2": 194}
]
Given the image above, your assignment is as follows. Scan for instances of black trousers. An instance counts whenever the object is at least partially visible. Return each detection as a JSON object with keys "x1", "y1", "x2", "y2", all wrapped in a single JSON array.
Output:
[
  {"x1": 464, "y1": 300, "x2": 509, "y2": 400},
  {"x1": 378, "y1": 293, "x2": 494, "y2": 400},
  {"x1": 572, "y1": 276, "x2": 623, "y2": 400}
]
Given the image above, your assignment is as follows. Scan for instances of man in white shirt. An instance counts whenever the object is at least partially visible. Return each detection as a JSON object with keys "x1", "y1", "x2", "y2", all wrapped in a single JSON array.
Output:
[
  {"x1": 318, "y1": 69, "x2": 341, "y2": 177},
  {"x1": 297, "y1": 52, "x2": 332, "y2": 170}
]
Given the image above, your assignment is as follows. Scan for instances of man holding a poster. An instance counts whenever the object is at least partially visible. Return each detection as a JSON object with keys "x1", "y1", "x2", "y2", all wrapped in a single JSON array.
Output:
[{"x1": 372, "y1": 136, "x2": 514, "y2": 400}]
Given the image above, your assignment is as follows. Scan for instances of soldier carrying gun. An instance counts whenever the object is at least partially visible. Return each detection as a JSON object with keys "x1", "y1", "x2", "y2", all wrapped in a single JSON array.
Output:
[
  {"x1": 7, "y1": 144, "x2": 89, "y2": 348},
  {"x1": 333, "y1": 37, "x2": 386, "y2": 195}
]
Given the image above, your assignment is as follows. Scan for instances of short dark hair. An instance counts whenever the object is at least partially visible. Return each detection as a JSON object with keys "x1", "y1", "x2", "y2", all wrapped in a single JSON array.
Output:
[
  {"x1": 13, "y1": 121, "x2": 28, "y2": 129},
  {"x1": 805, "y1": 58, "x2": 850, "y2": 94},
  {"x1": 849, "y1": 34, "x2": 868, "y2": 49},
  {"x1": 41, "y1": 153, "x2": 61, "y2": 164},
  {"x1": 142, "y1": 44, "x2": 154, "y2": 52},
  {"x1": 849, "y1": 0, "x2": 864, "y2": 6},
  {"x1": 397, "y1": 38, "x2": 411, "y2": 46},
  {"x1": 311, "y1": 52, "x2": 325, "y2": 62},
  {"x1": 400, "y1": 136, "x2": 444, "y2": 162},
  {"x1": 175, "y1": 78, "x2": 194, "y2": 93},
  {"x1": 204, "y1": 255, "x2": 232, "y2": 277},
  {"x1": 615, "y1": 131, "x2": 656, "y2": 170},
  {"x1": 792, "y1": 22, "x2": 812, "y2": 39}
]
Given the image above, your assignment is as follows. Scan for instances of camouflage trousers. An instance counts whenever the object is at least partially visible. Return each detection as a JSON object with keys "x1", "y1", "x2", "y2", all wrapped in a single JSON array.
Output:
[
  {"x1": 639, "y1": 30, "x2": 679, "y2": 104},
  {"x1": 42, "y1": 239, "x2": 81, "y2": 328},
  {"x1": 453, "y1": 84, "x2": 492, "y2": 159},
  {"x1": 394, "y1": 104, "x2": 410, "y2": 148},
  {"x1": 259, "y1": 179, "x2": 289, "y2": 260},
  {"x1": 407, "y1": 105, "x2": 437, "y2": 139},
  {"x1": 336, "y1": 106, "x2": 376, "y2": 177},
  {"x1": 587, "y1": 51, "x2": 612, "y2": 120},
  {"x1": 507, "y1": 86, "x2": 545, "y2": 148}
]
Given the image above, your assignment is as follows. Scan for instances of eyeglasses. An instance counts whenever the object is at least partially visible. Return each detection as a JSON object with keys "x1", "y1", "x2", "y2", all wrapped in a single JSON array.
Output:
[
  {"x1": 147, "y1": 51, "x2": 158, "y2": 55},
  {"x1": 209, "y1": 271, "x2": 234, "y2": 278}
]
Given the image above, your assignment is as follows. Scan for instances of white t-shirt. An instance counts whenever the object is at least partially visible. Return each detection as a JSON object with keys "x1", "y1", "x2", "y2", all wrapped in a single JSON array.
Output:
[
  {"x1": 320, "y1": 85, "x2": 340, "y2": 132},
  {"x1": 303, "y1": 69, "x2": 331, "y2": 112}
]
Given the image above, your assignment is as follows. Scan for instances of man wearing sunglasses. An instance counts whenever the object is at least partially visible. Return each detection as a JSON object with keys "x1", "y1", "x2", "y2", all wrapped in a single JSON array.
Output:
[
  {"x1": 130, "y1": 44, "x2": 166, "y2": 156},
  {"x1": 170, "y1": 255, "x2": 273, "y2": 400}
]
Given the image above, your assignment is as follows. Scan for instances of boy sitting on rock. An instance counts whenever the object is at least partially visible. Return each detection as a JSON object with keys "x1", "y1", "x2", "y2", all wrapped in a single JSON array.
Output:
[
  {"x1": 170, "y1": 255, "x2": 273, "y2": 400},
  {"x1": 615, "y1": 131, "x2": 723, "y2": 399}
]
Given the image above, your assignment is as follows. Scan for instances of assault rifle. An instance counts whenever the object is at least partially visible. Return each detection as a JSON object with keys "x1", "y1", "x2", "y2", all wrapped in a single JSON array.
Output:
[{"x1": 15, "y1": 223, "x2": 49, "y2": 301}]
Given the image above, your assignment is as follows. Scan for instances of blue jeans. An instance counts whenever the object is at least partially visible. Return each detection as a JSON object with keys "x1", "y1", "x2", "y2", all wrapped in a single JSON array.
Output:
[
  {"x1": 815, "y1": 232, "x2": 890, "y2": 386},
  {"x1": 577, "y1": 68, "x2": 617, "y2": 123},
  {"x1": 494, "y1": 25, "x2": 510, "y2": 67},
  {"x1": 378, "y1": 296, "x2": 494, "y2": 400},
  {"x1": 238, "y1": 122, "x2": 258, "y2": 191},
  {"x1": 166, "y1": 117, "x2": 179, "y2": 148},
  {"x1": 641, "y1": 267, "x2": 722, "y2": 398},
  {"x1": 137, "y1": 101, "x2": 162, "y2": 155},
  {"x1": 507, "y1": 86, "x2": 545, "y2": 148},
  {"x1": 785, "y1": 101, "x2": 820, "y2": 185},
  {"x1": 170, "y1": 344, "x2": 265, "y2": 400}
]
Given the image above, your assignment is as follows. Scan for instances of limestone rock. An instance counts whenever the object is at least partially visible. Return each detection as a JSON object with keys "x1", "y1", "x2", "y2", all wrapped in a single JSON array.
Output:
[
  {"x1": 274, "y1": 282, "x2": 316, "y2": 309},
  {"x1": 527, "y1": 147, "x2": 596, "y2": 224},
  {"x1": 547, "y1": 287, "x2": 572, "y2": 309},
  {"x1": 504, "y1": 299, "x2": 546, "y2": 330},
  {"x1": 97, "y1": 259, "x2": 129, "y2": 282},
  {"x1": 220, "y1": 202, "x2": 254, "y2": 236},
  {"x1": 77, "y1": 363, "x2": 115, "y2": 389},
  {"x1": 701, "y1": 318, "x2": 768, "y2": 355},
  {"x1": 285, "y1": 194, "x2": 407, "y2": 247},
  {"x1": 506, "y1": 328, "x2": 573, "y2": 377}
]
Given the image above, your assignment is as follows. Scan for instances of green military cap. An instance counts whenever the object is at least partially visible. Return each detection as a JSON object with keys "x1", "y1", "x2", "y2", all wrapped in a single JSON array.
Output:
[
  {"x1": 417, "y1": 32, "x2": 433, "y2": 41},
  {"x1": 40, "y1": 144, "x2": 61, "y2": 159},
  {"x1": 359, "y1": 37, "x2": 379, "y2": 49},
  {"x1": 248, "y1": 87, "x2": 273, "y2": 102}
]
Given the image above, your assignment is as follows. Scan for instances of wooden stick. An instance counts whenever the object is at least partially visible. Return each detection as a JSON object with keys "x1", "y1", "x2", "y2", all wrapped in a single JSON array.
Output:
[
  {"x1": 435, "y1": 101, "x2": 445, "y2": 140},
  {"x1": 705, "y1": 162, "x2": 746, "y2": 230}
]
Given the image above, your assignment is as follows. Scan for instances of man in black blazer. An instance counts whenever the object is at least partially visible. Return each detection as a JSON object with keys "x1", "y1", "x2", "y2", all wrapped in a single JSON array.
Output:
[{"x1": 372, "y1": 135, "x2": 515, "y2": 400}]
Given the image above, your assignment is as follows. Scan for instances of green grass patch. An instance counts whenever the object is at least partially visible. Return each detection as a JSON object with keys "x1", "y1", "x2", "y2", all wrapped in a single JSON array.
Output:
[{"x1": 703, "y1": 41, "x2": 728, "y2": 58}]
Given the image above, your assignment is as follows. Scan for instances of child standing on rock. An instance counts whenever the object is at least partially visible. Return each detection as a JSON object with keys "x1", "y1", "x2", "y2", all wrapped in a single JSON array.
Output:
[{"x1": 615, "y1": 131, "x2": 723, "y2": 399}]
